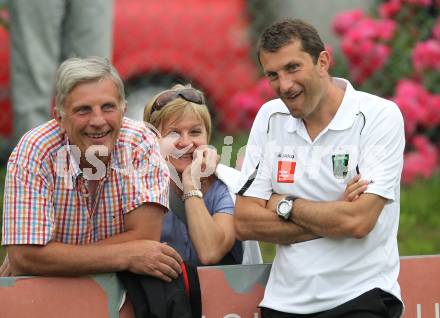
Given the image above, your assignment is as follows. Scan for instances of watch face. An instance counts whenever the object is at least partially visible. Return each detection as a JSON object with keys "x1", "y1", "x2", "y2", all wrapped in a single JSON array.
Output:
[
  {"x1": 277, "y1": 199, "x2": 292, "y2": 219},
  {"x1": 279, "y1": 201, "x2": 291, "y2": 214}
]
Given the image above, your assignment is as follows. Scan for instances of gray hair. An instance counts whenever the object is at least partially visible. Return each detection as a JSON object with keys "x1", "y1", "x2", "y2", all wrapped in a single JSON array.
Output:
[{"x1": 55, "y1": 56, "x2": 126, "y2": 114}]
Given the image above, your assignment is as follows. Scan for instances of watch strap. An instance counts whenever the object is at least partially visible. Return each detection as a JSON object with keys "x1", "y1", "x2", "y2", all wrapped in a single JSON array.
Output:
[{"x1": 286, "y1": 196, "x2": 297, "y2": 220}]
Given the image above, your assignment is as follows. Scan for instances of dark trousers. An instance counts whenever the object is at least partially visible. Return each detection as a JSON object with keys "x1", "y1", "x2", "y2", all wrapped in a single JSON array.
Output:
[{"x1": 261, "y1": 288, "x2": 403, "y2": 318}]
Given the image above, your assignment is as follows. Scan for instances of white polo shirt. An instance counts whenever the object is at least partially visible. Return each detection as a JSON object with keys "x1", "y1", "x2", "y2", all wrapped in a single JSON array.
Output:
[{"x1": 238, "y1": 78, "x2": 405, "y2": 314}]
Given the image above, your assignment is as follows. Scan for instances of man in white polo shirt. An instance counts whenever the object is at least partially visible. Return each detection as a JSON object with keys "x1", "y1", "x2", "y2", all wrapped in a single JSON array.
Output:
[{"x1": 235, "y1": 19, "x2": 405, "y2": 317}]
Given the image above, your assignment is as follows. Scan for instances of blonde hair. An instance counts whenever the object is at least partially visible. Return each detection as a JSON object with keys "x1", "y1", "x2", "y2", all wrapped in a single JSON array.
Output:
[{"x1": 143, "y1": 84, "x2": 212, "y2": 142}]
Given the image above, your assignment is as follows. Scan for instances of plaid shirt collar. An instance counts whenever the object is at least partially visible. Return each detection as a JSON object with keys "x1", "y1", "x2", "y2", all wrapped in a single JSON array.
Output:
[{"x1": 63, "y1": 134, "x2": 115, "y2": 182}]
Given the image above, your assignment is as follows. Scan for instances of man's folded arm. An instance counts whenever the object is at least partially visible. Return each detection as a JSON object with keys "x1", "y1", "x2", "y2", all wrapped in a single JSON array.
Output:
[
  {"x1": 234, "y1": 195, "x2": 319, "y2": 245},
  {"x1": 7, "y1": 203, "x2": 182, "y2": 279},
  {"x1": 291, "y1": 193, "x2": 386, "y2": 239}
]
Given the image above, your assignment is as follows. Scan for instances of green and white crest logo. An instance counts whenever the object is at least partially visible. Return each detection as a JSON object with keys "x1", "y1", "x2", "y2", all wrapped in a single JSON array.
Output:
[{"x1": 332, "y1": 154, "x2": 349, "y2": 179}]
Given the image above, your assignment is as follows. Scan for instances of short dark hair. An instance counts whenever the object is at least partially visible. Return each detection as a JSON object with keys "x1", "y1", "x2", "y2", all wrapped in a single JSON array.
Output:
[{"x1": 257, "y1": 19, "x2": 325, "y2": 64}]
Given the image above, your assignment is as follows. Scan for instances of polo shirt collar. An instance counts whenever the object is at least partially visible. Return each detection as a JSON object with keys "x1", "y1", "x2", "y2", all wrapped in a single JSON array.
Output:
[
  {"x1": 327, "y1": 78, "x2": 359, "y2": 131},
  {"x1": 285, "y1": 78, "x2": 359, "y2": 134},
  {"x1": 286, "y1": 115, "x2": 300, "y2": 133}
]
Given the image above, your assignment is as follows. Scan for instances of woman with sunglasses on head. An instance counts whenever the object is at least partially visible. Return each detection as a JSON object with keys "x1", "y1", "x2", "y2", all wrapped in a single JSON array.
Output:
[{"x1": 143, "y1": 84, "x2": 243, "y2": 265}]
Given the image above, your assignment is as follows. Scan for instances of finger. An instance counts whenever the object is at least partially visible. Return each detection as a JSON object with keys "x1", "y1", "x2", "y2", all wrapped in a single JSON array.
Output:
[
  {"x1": 204, "y1": 151, "x2": 217, "y2": 174},
  {"x1": 190, "y1": 151, "x2": 204, "y2": 187},
  {"x1": 161, "y1": 244, "x2": 183, "y2": 266},
  {"x1": 350, "y1": 184, "x2": 368, "y2": 200},
  {"x1": 193, "y1": 148, "x2": 203, "y2": 161},
  {"x1": 346, "y1": 178, "x2": 365, "y2": 194},
  {"x1": 346, "y1": 191, "x2": 356, "y2": 201},
  {"x1": 153, "y1": 259, "x2": 180, "y2": 281},
  {"x1": 162, "y1": 253, "x2": 183, "y2": 274},
  {"x1": 153, "y1": 270, "x2": 172, "y2": 283},
  {"x1": 162, "y1": 264, "x2": 180, "y2": 279},
  {"x1": 347, "y1": 174, "x2": 361, "y2": 186},
  {"x1": 359, "y1": 184, "x2": 368, "y2": 193}
]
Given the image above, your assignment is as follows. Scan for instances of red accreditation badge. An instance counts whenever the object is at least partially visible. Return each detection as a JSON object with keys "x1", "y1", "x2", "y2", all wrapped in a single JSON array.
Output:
[{"x1": 277, "y1": 160, "x2": 296, "y2": 183}]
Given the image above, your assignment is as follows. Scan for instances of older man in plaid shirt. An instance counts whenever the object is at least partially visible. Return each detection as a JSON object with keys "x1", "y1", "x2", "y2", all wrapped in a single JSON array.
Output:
[{"x1": 1, "y1": 56, "x2": 182, "y2": 281}]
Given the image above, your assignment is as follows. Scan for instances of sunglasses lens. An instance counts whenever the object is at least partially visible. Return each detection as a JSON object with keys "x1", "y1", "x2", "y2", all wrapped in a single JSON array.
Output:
[
  {"x1": 152, "y1": 89, "x2": 205, "y2": 113},
  {"x1": 155, "y1": 91, "x2": 178, "y2": 108},
  {"x1": 180, "y1": 89, "x2": 204, "y2": 104}
]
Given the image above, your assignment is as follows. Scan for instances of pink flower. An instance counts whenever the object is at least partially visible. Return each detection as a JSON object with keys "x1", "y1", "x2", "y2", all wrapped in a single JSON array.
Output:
[
  {"x1": 376, "y1": 19, "x2": 397, "y2": 41},
  {"x1": 391, "y1": 79, "x2": 430, "y2": 136},
  {"x1": 332, "y1": 9, "x2": 365, "y2": 36},
  {"x1": 344, "y1": 18, "x2": 379, "y2": 41},
  {"x1": 338, "y1": 15, "x2": 395, "y2": 84},
  {"x1": 230, "y1": 92, "x2": 264, "y2": 130},
  {"x1": 402, "y1": 135, "x2": 438, "y2": 184},
  {"x1": 425, "y1": 94, "x2": 440, "y2": 128},
  {"x1": 379, "y1": 0, "x2": 401, "y2": 18},
  {"x1": 412, "y1": 39, "x2": 440, "y2": 72},
  {"x1": 343, "y1": 40, "x2": 391, "y2": 84},
  {"x1": 254, "y1": 78, "x2": 275, "y2": 101}
]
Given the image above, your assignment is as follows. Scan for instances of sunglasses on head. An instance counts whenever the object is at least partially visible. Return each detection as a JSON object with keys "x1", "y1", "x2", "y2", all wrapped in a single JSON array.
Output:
[{"x1": 151, "y1": 88, "x2": 205, "y2": 113}]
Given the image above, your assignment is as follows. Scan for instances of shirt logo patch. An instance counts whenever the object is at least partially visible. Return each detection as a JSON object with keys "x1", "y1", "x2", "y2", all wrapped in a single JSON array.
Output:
[
  {"x1": 332, "y1": 154, "x2": 349, "y2": 179},
  {"x1": 277, "y1": 161, "x2": 296, "y2": 183}
]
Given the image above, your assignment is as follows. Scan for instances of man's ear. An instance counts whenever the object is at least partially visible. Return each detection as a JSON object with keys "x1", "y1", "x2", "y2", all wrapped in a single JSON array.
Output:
[
  {"x1": 53, "y1": 108, "x2": 63, "y2": 125},
  {"x1": 318, "y1": 50, "x2": 331, "y2": 74},
  {"x1": 52, "y1": 107, "x2": 64, "y2": 130}
]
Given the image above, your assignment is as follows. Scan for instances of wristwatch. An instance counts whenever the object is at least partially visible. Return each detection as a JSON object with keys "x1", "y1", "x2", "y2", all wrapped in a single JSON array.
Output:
[
  {"x1": 276, "y1": 196, "x2": 296, "y2": 220},
  {"x1": 182, "y1": 189, "x2": 203, "y2": 201}
]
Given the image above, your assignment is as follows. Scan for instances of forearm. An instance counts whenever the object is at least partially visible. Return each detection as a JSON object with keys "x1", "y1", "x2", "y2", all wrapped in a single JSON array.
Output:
[
  {"x1": 7, "y1": 242, "x2": 130, "y2": 276},
  {"x1": 292, "y1": 194, "x2": 384, "y2": 238},
  {"x1": 184, "y1": 198, "x2": 233, "y2": 264},
  {"x1": 235, "y1": 196, "x2": 319, "y2": 244},
  {"x1": 93, "y1": 228, "x2": 158, "y2": 246}
]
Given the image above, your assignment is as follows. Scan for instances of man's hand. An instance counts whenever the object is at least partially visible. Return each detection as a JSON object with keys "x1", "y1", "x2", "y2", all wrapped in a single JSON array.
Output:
[
  {"x1": 126, "y1": 241, "x2": 183, "y2": 283},
  {"x1": 340, "y1": 174, "x2": 368, "y2": 202},
  {"x1": 0, "y1": 254, "x2": 11, "y2": 277}
]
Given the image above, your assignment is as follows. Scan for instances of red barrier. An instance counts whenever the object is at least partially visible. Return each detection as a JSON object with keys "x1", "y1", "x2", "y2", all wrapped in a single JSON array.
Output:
[
  {"x1": 1, "y1": 256, "x2": 439, "y2": 318},
  {"x1": 399, "y1": 256, "x2": 440, "y2": 318}
]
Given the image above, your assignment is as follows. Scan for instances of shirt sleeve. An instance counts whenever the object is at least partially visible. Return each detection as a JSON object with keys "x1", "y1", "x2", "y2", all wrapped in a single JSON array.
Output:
[
  {"x1": 2, "y1": 162, "x2": 54, "y2": 245},
  {"x1": 124, "y1": 131, "x2": 170, "y2": 213},
  {"x1": 209, "y1": 181, "x2": 235, "y2": 215},
  {"x1": 236, "y1": 102, "x2": 282, "y2": 195},
  {"x1": 359, "y1": 103, "x2": 405, "y2": 201},
  {"x1": 240, "y1": 139, "x2": 275, "y2": 201}
]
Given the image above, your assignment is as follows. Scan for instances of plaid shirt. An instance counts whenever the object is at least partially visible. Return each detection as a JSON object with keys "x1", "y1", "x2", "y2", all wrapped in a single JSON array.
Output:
[{"x1": 2, "y1": 118, "x2": 169, "y2": 245}]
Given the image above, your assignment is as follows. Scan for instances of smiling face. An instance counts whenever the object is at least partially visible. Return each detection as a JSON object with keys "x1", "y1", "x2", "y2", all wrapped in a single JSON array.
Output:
[
  {"x1": 260, "y1": 40, "x2": 330, "y2": 120},
  {"x1": 55, "y1": 78, "x2": 125, "y2": 167},
  {"x1": 160, "y1": 112, "x2": 208, "y2": 174}
]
